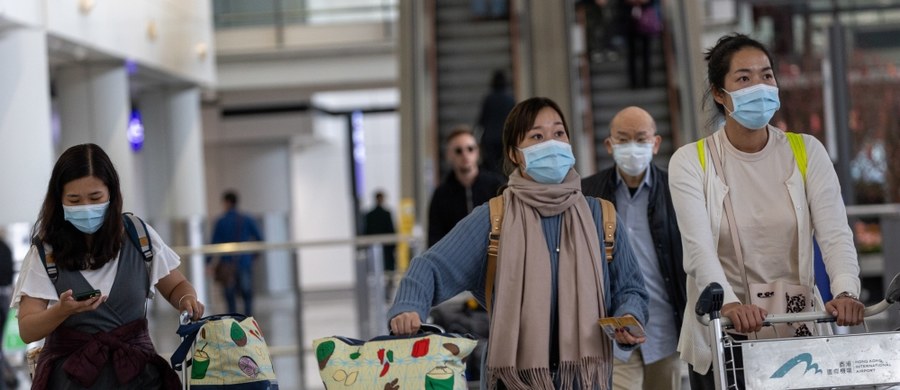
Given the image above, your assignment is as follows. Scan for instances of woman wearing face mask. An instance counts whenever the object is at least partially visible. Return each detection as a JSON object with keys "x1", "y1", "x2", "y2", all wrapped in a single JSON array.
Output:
[
  {"x1": 389, "y1": 97, "x2": 649, "y2": 389},
  {"x1": 13, "y1": 143, "x2": 205, "y2": 389},
  {"x1": 668, "y1": 33, "x2": 864, "y2": 389}
]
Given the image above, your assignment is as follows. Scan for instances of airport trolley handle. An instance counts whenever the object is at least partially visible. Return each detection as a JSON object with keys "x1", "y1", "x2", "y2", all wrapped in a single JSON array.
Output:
[{"x1": 697, "y1": 298, "x2": 894, "y2": 327}]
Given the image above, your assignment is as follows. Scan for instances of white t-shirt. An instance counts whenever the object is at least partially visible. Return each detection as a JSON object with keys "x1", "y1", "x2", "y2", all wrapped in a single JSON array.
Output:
[
  {"x1": 11, "y1": 223, "x2": 181, "y2": 308},
  {"x1": 715, "y1": 129, "x2": 800, "y2": 301}
]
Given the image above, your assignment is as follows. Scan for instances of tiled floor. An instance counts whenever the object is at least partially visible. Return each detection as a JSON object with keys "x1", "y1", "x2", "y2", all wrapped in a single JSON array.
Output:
[{"x1": 4, "y1": 289, "x2": 898, "y2": 389}]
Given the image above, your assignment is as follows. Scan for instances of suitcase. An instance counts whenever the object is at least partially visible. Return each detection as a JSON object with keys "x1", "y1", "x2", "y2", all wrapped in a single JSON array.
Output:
[
  {"x1": 313, "y1": 324, "x2": 477, "y2": 390},
  {"x1": 172, "y1": 311, "x2": 278, "y2": 389}
]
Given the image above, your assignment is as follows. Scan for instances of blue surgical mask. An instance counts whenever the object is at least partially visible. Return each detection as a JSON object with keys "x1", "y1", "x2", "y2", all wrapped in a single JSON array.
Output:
[
  {"x1": 722, "y1": 84, "x2": 780, "y2": 130},
  {"x1": 63, "y1": 201, "x2": 109, "y2": 234},
  {"x1": 518, "y1": 140, "x2": 575, "y2": 184}
]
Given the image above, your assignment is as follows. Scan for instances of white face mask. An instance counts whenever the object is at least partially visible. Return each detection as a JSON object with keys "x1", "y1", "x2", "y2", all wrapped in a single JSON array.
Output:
[{"x1": 612, "y1": 142, "x2": 654, "y2": 177}]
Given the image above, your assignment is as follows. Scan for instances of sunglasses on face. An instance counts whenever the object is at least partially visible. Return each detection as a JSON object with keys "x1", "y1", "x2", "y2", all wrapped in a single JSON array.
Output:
[{"x1": 453, "y1": 145, "x2": 477, "y2": 155}]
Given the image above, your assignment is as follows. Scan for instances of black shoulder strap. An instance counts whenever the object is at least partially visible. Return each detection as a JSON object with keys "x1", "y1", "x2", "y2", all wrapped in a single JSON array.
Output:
[{"x1": 36, "y1": 243, "x2": 58, "y2": 284}]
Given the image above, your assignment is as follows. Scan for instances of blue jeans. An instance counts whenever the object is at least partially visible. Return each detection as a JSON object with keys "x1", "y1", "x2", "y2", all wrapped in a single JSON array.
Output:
[{"x1": 224, "y1": 269, "x2": 253, "y2": 316}]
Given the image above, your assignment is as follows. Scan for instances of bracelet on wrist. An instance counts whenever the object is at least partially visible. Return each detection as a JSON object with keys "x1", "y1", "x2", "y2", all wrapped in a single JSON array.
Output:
[
  {"x1": 178, "y1": 294, "x2": 196, "y2": 307},
  {"x1": 834, "y1": 291, "x2": 859, "y2": 301}
]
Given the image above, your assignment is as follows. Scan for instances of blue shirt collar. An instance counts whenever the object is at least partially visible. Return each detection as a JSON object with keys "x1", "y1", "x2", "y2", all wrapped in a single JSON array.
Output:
[{"x1": 615, "y1": 165, "x2": 653, "y2": 191}]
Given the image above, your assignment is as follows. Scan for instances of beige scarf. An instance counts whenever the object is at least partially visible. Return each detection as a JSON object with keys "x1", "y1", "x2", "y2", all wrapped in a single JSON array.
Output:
[{"x1": 486, "y1": 169, "x2": 611, "y2": 390}]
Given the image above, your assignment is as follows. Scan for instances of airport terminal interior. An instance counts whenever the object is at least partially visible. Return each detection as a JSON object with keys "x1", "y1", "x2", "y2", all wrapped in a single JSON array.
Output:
[{"x1": 1, "y1": 0, "x2": 900, "y2": 389}]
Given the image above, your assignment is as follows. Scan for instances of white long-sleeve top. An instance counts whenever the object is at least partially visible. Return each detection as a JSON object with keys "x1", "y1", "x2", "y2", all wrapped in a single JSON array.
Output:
[{"x1": 668, "y1": 127, "x2": 860, "y2": 374}]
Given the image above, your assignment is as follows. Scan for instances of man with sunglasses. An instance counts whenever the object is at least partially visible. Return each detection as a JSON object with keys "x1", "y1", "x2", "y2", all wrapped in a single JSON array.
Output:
[
  {"x1": 582, "y1": 106, "x2": 687, "y2": 390},
  {"x1": 427, "y1": 125, "x2": 505, "y2": 247}
]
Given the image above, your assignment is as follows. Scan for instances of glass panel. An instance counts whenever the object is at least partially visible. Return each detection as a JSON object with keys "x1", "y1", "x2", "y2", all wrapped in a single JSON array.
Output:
[
  {"x1": 213, "y1": 0, "x2": 278, "y2": 28},
  {"x1": 745, "y1": 1, "x2": 900, "y2": 205},
  {"x1": 213, "y1": 0, "x2": 398, "y2": 29}
]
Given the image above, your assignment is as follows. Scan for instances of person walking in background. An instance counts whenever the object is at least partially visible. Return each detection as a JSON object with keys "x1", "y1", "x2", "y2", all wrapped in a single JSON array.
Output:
[
  {"x1": 363, "y1": 190, "x2": 397, "y2": 300},
  {"x1": 477, "y1": 69, "x2": 516, "y2": 175},
  {"x1": 391, "y1": 97, "x2": 649, "y2": 389},
  {"x1": 623, "y1": 0, "x2": 662, "y2": 88},
  {"x1": 428, "y1": 125, "x2": 505, "y2": 247},
  {"x1": 14, "y1": 143, "x2": 203, "y2": 388},
  {"x1": 668, "y1": 33, "x2": 863, "y2": 389},
  {"x1": 582, "y1": 106, "x2": 686, "y2": 390},
  {"x1": 210, "y1": 190, "x2": 263, "y2": 316}
]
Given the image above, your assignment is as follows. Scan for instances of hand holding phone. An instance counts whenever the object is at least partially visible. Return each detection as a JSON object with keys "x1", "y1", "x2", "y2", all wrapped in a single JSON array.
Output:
[{"x1": 74, "y1": 289, "x2": 102, "y2": 302}]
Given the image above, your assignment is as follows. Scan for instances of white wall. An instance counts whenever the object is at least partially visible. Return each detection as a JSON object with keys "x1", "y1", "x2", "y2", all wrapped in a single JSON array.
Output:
[
  {"x1": 292, "y1": 114, "x2": 356, "y2": 289},
  {"x1": 0, "y1": 27, "x2": 54, "y2": 225},
  {"x1": 359, "y1": 113, "x2": 401, "y2": 214},
  {"x1": 205, "y1": 143, "x2": 292, "y2": 215},
  {"x1": 0, "y1": 0, "x2": 43, "y2": 27},
  {"x1": 44, "y1": 0, "x2": 215, "y2": 86}
]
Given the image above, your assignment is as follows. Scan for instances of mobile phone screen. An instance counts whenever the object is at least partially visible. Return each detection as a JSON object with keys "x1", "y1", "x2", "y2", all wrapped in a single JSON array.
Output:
[{"x1": 74, "y1": 289, "x2": 101, "y2": 301}]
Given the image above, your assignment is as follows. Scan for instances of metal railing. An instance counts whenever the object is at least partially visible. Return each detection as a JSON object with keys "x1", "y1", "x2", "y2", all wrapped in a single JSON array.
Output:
[
  {"x1": 169, "y1": 233, "x2": 423, "y2": 390},
  {"x1": 845, "y1": 203, "x2": 900, "y2": 328}
]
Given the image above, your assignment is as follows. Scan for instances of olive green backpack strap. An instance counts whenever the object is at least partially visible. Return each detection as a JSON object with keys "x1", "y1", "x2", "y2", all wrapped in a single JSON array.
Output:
[{"x1": 485, "y1": 195, "x2": 504, "y2": 314}]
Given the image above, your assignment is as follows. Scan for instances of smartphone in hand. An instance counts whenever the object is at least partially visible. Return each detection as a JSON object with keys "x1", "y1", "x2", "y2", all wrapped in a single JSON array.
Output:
[{"x1": 74, "y1": 289, "x2": 101, "y2": 301}]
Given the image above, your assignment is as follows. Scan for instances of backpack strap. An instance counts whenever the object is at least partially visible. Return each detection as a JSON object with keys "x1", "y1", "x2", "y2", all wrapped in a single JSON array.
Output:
[
  {"x1": 123, "y1": 213, "x2": 153, "y2": 261},
  {"x1": 697, "y1": 138, "x2": 707, "y2": 172},
  {"x1": 36, "y1": 244, "x2": 57, "y2": 284},
  {"x1": 785, "y1": 132, "x2": 808, "y2": 182},
  {"x1": 484, "y1": 195, "x2": 504, "y2": 314},
  {"x1": 599, "y1": 198, "x2": 616, "y2": 263},
  {"x1": 123, "y1": 213, "x2": 154, "y2": 299},
  {"x1": 697, "y1": 132, "x2": 808, "y2": 182}
]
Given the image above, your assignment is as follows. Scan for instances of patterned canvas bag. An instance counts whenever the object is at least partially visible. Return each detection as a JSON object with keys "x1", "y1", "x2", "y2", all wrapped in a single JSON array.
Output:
[
  {"x1": 171, "y1": 314, "x2": 278, "y2": 389},
  {"x1": 313, "y1": 325, "x2": 477, "y2": 390}
]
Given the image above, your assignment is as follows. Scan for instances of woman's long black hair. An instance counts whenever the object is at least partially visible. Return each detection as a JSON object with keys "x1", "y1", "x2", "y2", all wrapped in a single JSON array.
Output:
[{"x1": 32, "y1": 144, "x2": 124, "y2": 270}]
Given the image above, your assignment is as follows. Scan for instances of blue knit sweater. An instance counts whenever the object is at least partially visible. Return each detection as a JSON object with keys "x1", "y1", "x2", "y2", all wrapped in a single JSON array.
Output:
[{"x1": 389, "y1": 196, "x2": 649, "y2": 342}]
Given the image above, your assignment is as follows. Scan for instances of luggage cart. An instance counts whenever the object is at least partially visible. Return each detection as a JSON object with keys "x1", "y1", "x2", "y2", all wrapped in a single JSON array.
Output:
[
  {"x1": 696, "y1": 273, "x2": 900, "y2": 390},
  {"x1": 178, "y1": 310, "x2": 191, "y2": 389}
]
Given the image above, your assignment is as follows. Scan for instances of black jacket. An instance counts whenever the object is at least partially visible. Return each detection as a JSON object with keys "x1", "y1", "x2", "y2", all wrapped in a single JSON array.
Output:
[
  {"x1": 364, "y1": 206, "x2": 397, "y2": 270},
  {"x1": 581, "y1": 163, "x2": 687, "y2": 334},
  {"x1": 428, "y1": 171, "x2": 505, "y2": 247}
]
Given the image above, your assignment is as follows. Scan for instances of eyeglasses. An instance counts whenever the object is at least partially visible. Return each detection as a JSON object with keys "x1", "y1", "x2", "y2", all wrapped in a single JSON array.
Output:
[
  {"x1": 453, "y1": 145, "x2": 477, "y2": 155},
  {"x1": 610, "y1": 137, "x2": 654, "y2": 145}
]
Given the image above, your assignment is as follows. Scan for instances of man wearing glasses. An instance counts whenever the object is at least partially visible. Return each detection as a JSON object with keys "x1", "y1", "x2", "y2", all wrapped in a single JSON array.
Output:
[
  {"x1": 427, "y1": 125, "x2": 505, "y2": 247},
  {"x1": 582, "y1": 106, "x2": 687, "y2": 390}
]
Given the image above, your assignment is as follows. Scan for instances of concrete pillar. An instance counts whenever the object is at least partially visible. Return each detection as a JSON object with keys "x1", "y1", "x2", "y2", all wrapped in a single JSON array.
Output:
[
  {"x1": 526, "y1": 1, "x2": 574, "y2": 119},
  {"x1": 138, "y1": 87, "x2": 208, "y2": 302},
  {"x1": 0, "y1": 27, "x2": 54, "y2": 225},
  {"x1": 398, "y1": 0, "x2": 434, "y2": 225},
  {"x1": 56, "y1": 63, "x2": 146, "y2": 216},
  {"x1": 670, "y1": 0, "x2": 708, "y2": 143}
]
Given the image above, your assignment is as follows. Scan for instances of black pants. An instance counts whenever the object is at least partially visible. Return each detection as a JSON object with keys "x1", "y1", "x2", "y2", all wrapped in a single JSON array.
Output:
[{"x1": 689, "y1": 333, "x2": 747, "y2": 389}]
